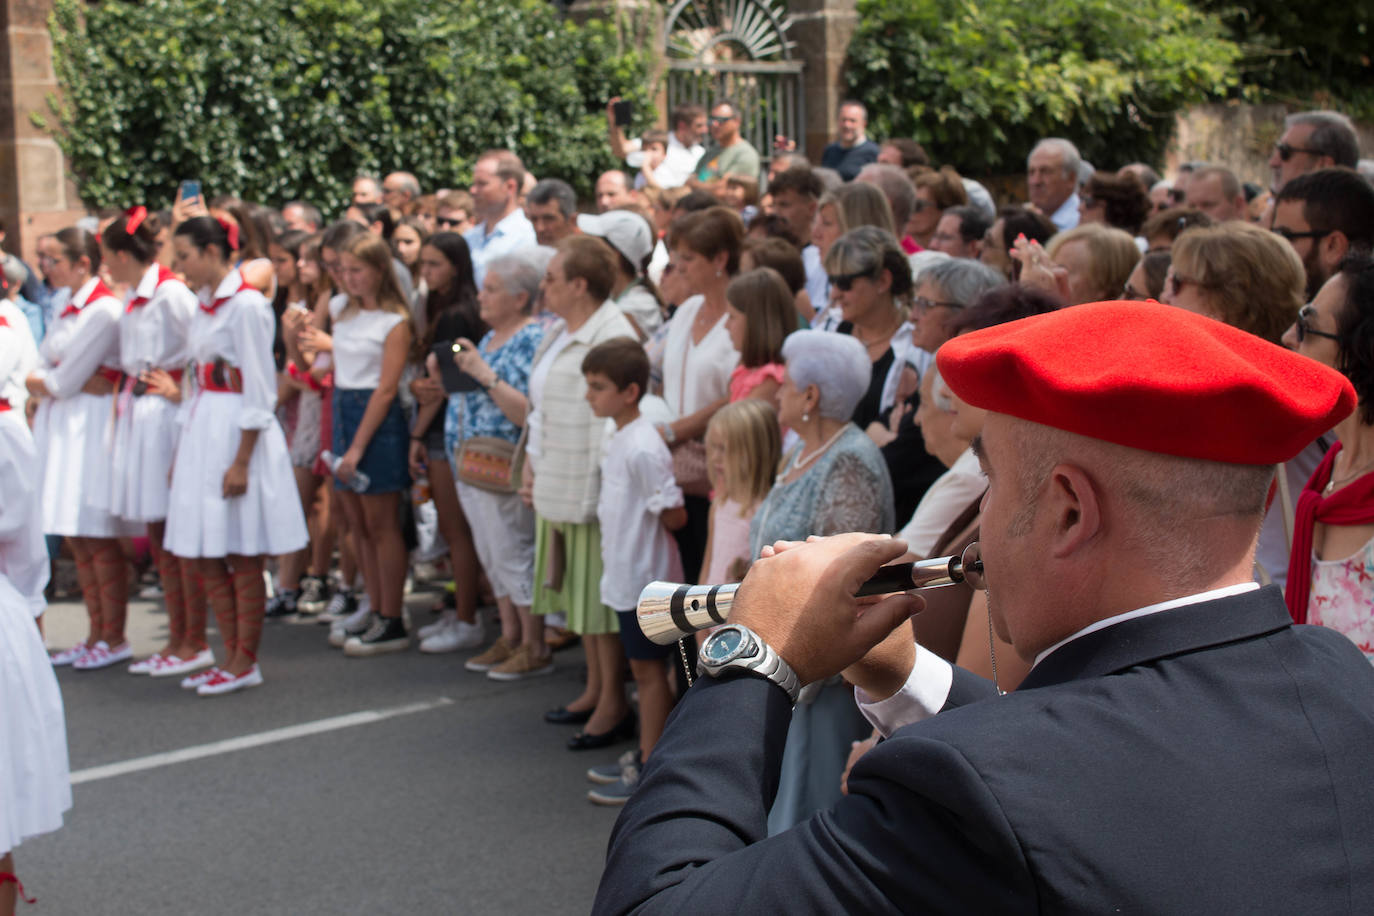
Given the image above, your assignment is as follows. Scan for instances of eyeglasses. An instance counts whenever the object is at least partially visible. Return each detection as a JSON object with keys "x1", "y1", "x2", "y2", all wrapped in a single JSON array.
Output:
[
  {"x1": 709, "y1": 115, "x2": 735, "y2": 124},
  {"x1": 1168, "y1": 272, "x2": 1204, "y2": 295},
  {"x1": 1273, "y1": 141, "x2": 1325, "y2": 162},
  {"x1": 912, "y1": 199, "x2": 931, "y2": 212},
  {"x1": 913, "y1": 294, "x2": 964, "y2": 311},
  {"x1": 1295, "y1": 304, "x2": 1340, "y2": 343},
  {"x1": 1271, "y1": 226, "x2": 1333, "y2": 244},
  {"x1": 437, "y1": 217, "x2": 464, "y2": 228},
  {"x1": 1080, "y1": 195, "x2": 1100, "y2": 208},
  {"x1": 828, "y1": 270, "x2": 876, "y2": 292},
  {"x1": 1121, "y1": 283, "x2": 1148, "y2": 300}
]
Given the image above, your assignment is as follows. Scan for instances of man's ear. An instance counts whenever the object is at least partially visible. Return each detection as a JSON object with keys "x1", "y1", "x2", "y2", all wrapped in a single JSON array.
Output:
[
  {"x1": 1323, "y1": 229, "x2": 1350, "y2": 268},
  {"x1": 1045, "y1": 463, "x2": 1101, "y2": 558}
]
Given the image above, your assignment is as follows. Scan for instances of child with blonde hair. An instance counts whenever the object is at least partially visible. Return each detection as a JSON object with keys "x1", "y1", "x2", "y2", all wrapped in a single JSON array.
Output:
[{"x1": 700, "y1": 398, "x2": 782, "y2": 585}]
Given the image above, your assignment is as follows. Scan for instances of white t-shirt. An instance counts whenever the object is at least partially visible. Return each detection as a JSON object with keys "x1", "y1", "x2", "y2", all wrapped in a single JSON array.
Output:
[
  {"x1": 330, "y1": 297, "x2": 406, "y2": 390},
  {"x1": 597, "y1": 416, "x2": 684, "y2": 610}
]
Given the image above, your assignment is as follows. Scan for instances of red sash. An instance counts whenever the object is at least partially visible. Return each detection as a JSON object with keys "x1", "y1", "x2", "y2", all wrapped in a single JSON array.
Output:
[{"x1": 1284, "y1": 441, "x2": 1374, "y2": 623}]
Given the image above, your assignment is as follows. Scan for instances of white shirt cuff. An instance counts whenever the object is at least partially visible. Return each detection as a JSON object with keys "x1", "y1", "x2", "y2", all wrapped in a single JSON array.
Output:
[{"x1": 855, "y1": 643, "x2": 954, "y2": 738}]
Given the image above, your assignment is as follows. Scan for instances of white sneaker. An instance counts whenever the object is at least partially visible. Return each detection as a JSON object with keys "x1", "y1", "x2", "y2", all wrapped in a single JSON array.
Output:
[
  {"x1": 50, "y1": 642, "x2": 90, "y2": 666},
  {"x1": 419, "y1": 619, "x2": 485, "y2": 654},
  {"x1": 181, "y1": 666, "x2": 224, "y2": 690},
  {"x1": 329, "y1": 602, "x2": 373, "y2": 648},
  {"x1": 73, "y1": 641, "x2": 134, "y2": 670},
  {"x1": 197, "y1": 664, "x2": 264, "y2": 696},
  {"x1": 418, "y1": 608, "x2": 458, "y2": 640},
  {"x1": 128, "y1": 653, "x2": 165, "y2": 675},
  {"x1": 151, "y1": 648, "x2": 216, "y2": 678}
]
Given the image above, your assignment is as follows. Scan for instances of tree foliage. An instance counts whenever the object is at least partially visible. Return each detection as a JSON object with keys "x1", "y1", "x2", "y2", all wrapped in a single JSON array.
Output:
[
  {"x1": 43, "y1": 0, "x2": 655, "y2": 212},
  {"x1": 844, "y1": 0, "x2": 1242, "y2": 174}
]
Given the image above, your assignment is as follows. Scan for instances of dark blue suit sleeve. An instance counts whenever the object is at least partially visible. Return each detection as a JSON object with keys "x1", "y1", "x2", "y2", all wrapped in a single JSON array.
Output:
[
  {"x1": 944, "y1": 666, "x2": 999, "y2": 710},
  {"x1": 595, "y1": 674, "x2": 1034, "y2": 914}
]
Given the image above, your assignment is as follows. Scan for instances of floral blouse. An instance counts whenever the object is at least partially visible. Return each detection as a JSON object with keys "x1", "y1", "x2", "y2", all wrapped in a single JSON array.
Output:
[
  {"x1": 443, "y1": 322, "x2": 543, "y2": 457},
  {"x1": 1309, "y1": 535, "x2": 1374, "y2": 663}
]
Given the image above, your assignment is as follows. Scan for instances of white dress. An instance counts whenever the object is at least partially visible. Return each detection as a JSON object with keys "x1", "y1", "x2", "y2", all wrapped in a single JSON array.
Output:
[
  {"x1": 0, "y1": 410, "x2": 72, "y2": 856},
  {"x1": 30, "y1": 277, "x2": 137, "y2": 538},
  {"x1": 163, "y1": 270, "x2": 308, "y2": 558},
  {"x1": 96, "y1": 264, "x2": 197, "y2": 523},
  {"x1": 0, "y1": 299, "x2": 39, "y2": 414}
]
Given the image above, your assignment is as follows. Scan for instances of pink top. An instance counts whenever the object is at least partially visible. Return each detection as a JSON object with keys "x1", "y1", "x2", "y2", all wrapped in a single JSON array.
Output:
[
  {"x1": 729, "y1": 362, "x2": 784, "y2": 402},
  {"x1": 1309, "y1": 536, "x2": 1374, "y2": 663},
  {"x1": 706, "y1": 497, "x2": 755, "y2": 584}
]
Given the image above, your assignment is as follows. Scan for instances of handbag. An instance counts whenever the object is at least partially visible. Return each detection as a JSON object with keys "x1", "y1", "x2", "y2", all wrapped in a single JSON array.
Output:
[
  {"x1": 671, "y1": 437, "x2": 711, "y2": 498},
  {"x1": 455, "y1": 434, "x2": 525, "y2": 494}
]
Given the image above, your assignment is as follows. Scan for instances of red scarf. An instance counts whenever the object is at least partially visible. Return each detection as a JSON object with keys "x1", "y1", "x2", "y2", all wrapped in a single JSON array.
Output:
[
  {"x1": 127, "y1": 265, "x2": 178, "y2": 312},
  {"x1": 201, "y1": 279, "x2": 253, "y2": 315},
  {"x1": 60, "y1": 278, "x2": 117, "y2": 318},
  {"x1": 1284, "y1": 440, "x2": 1374, "y2": 623}
]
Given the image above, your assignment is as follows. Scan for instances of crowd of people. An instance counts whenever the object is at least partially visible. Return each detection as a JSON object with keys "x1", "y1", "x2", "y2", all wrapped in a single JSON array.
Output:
[{"x1": 2, "y1": 93, "x2": 1373, "y2": 908}]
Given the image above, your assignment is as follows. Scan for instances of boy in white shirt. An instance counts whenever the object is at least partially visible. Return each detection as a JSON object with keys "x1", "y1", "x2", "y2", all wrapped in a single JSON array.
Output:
[{"x1": 581, "y1": 338, "x2": 686, "y2": 806}]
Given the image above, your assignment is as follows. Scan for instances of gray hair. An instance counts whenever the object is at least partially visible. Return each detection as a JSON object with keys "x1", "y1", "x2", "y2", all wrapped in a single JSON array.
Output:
[
  {"x1": 526, "y1": 179, "x2": 577, "y2": 219},
  {"x1": 928, "y1": 366, "x2": 955, "y2": 412},
  {"x1": 856, "y1": 163, "x2": 917, "y2": 228},
  {"x1": 485, "y1": 247, "x2": 548, "y2": 311},
  {"x1": 1028, "y1": 138, "x2": 1081, "y2": 180},
  {"x1": 781, "y1": 330, "x2": 871, "y2": 421},
  {"x1": 917, "y1": 258, "x2": 1005, "y2": 307},
  {"x1": 1359, "y1": 159, "x2": 1374, "y2": 185},
  {"x1": 1286, "y1": 110, "x2": 1359, "y2": 169},
  {"x1": 813, "y1": 167, "x2": 845, "y2": 193},
  {"x1": 387, "y1": 171, "x2": 421, "y2": 198}
]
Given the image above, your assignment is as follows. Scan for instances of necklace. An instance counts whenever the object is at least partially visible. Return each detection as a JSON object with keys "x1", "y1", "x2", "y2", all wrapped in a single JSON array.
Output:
[
  {"x1": 783, "y1": 424, "x2": 848, "y2": 479},
  {"x1": 852, "y1": 315, "x2": 901, "y2": 349},
  {"x1": 1323, "y1": 456, "x2": 1374, "y2": 494}
]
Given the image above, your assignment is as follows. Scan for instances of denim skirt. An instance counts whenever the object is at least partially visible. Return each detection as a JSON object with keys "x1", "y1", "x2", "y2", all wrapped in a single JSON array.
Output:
[{"x1": 332, "y1": 388, "x2": 410, "y2": 494}]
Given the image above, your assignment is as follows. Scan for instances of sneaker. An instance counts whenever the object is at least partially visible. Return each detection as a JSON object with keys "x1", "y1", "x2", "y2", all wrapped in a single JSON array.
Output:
[
  {"x1": 417, "y1": 608, "x2": 458, "y2": 640},
  {"x1": 151, "y1": 648, "x2": 216, "y2": 678},
  {"x1": 73, "y1": 641, "x2": 134, "y2": 670},
  {"x1": 319, "y1": 588, "x2": 356, "y2": 624},
  {"x1": 587, "y1": 749, "x2": 641, "y2": 786},
  {"x1": 464, "y1": 637, "x2": 515, "y2": 672},
  {"x1": 264, "y1": 589, "x2": 298, "y2": 619},
  {"x1": 419, "y1": 619, "x2": 484, "y2": 654},
  {"x1": 296, "y1": 576, "x2": 328, "y2": 615},
  {"x1": 588, "y1": 765, "x2": 641, "y2": 807},
  {"x1": 181, "y1": 666, "x2": 224, "y2": 690},
  {"x1": 343, "y1": 616, "x2": 409, "y2": 657},
  {"x1": 197, "y1": 664, "x2": 264, "y2": 696},
  {"x1": 138, "y1": 582, "x2": 164, "y2": 600},
  {"x1": 328, "y1": 599, "x2": 374, "y2": 648},
  {"x1": 487, "y1": 645, "x2": 554, "y2": 681},
  {"x1": 50, "y1": 642, "x2": 90, "y2": 666},
  {"x1": 128, "y1": 653, "x2": 165, "y2": 675}
]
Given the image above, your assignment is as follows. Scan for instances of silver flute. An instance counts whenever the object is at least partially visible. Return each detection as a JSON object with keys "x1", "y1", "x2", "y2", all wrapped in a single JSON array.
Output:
[{"x1": 636, "y1": 543, "x2": 986, "y2": 645}]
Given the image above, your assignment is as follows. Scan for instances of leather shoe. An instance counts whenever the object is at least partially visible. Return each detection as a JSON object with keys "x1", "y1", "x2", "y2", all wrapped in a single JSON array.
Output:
[
  {"x1": 567, "y1": 712, "x2": 636, "y2": 751},
  {"x1": 544, "y1": 706, "x2": 592, "y2": 725}
]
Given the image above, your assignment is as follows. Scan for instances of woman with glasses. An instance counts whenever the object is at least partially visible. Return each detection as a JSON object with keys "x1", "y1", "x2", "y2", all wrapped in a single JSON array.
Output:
[
  {"x1": 1282, "y1": 253, "x2": 1374, "y2": 662},
  {"x1": 909, "y1": 167, "x2": 967, "y2": 250}
]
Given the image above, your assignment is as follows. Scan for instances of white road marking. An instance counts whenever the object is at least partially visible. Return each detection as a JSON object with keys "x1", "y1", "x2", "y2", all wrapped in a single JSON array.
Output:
[{"x1": 69, "y1": 696, "x2": 455, "y2": 785}]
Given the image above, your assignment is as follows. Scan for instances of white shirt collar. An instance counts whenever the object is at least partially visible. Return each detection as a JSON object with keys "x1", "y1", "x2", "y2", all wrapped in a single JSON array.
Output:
[
  {"x1": 1050, "y1": 192, "x2": 1081, "y2": 231},
  {"x1": 1033, "y1": 581, "x2": 1261, "y2": 668},
  {"x1": 71, "y1": 276, "x2": 100, "y2": 308},
  {"x1": 135, "y1": 263, "x2": 163, "y2": 298}
]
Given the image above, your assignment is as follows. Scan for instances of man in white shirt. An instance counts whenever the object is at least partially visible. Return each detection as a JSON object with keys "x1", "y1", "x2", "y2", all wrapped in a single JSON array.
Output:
[
  {"x1": 463, "y1": 150, "x2": 537, "y2": 288},
  {"x1": 596, "y1": 300, "x2": 1374, "y2": 914},
  {"x1": 1026, "y1": 137, "x2": 1082, "y2": 232},
  {"x1": 606, "y1": 100, "x2": 706, "y2": 190}
]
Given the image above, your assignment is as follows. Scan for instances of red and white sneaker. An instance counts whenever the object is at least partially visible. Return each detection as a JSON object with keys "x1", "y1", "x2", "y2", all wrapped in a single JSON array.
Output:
[
  {"x1": 151, "y1": 649, "x2": 216, "y2": 678},
  {"x1": 50, "y1": 642, "x2": 90, "y2": 666},
  {"x1": 181, "y1": 666, "x2": 224, "y2": 690},
  {"x1": 73, "y1": 641, "x2": 134, "y2": 670},
  {"x1": 128, "y1": 653, "x2": 166, "y2": 675},
  {"x1": 197, "y1": 665, "x2": 263, "y2": 697}
]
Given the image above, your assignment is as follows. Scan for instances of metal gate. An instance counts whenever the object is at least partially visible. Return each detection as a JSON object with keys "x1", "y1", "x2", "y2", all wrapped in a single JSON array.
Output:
[{"x1": 663, "y1": 0, "x2": 804, "y2": 161}]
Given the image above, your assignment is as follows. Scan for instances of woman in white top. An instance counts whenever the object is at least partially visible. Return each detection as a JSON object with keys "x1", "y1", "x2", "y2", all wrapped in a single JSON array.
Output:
[
  {"x1": 328, "y1": 233, "x2": 414, "y2": 656},
  {"x1": 655, "y1": 206, "x2": 742, "y2": 583},
  {"x1": 164, "y1": 217, "x2": 308, "y2": 696},
  {"x1": 97, "y1": 208, "x2": 212, "y2": 678},
  {"x1": 26, "y1": 228, "x2": 135, "y2": 671}
]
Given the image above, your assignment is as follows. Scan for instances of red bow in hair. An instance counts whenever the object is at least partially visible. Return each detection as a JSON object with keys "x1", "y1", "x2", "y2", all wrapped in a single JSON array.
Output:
[
  {"x1": 125, "y1": 205, "x2": 148, "y2": 235},
  {"x1": 215, "y1": 217, "x2": 240, "y2": 252}
]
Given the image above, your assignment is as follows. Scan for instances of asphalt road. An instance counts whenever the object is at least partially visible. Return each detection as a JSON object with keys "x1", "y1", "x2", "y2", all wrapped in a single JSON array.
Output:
[{"x1": 24, "y1": 591, "x2": 625, "y2": 915}]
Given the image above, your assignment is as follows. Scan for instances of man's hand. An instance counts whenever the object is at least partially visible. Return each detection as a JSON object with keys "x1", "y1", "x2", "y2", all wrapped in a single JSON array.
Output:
[{"x1": 729, "y1": 534, "x2": 923, "y2": 686}]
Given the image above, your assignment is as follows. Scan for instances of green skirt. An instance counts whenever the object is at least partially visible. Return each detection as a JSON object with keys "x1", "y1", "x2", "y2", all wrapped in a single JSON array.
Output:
[{"x1": 531, "y1": 515, "x2": 617, "y2": 635}]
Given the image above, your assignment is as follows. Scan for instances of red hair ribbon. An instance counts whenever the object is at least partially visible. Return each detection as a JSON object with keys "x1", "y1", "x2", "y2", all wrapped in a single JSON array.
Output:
[
  {"x1": 125, "y1": 205, "x2": 147, "y2": 235},
  {"x1": 214, "y1": 216, "x2": 240, "y2": 252}
]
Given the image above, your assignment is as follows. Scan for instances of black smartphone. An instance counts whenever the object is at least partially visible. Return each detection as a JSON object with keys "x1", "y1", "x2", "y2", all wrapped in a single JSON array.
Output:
[
  {"x1": 178, "y1": 179, "x2": 202, "y2": 204},
  {"x1": 612, "y1": 100, "x2": 632, "y2": 128},
  {"x1": 432, "y1": 340, "x2": 480, "y2": 393}
]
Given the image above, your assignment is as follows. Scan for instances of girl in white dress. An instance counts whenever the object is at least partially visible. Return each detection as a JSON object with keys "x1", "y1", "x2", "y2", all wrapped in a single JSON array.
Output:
[
  {"x1": 164, "y1": 217, "x2": 308, "y2": 696},
  {"x1": 0, "y1": 323, "x2": 71, "y2": 911},
  {"x1": 98, "y1": 207, "x2": 213, "y2": 678},
  {"x1": 25, "y1": 228, "x2": 135, "y2": 671}
]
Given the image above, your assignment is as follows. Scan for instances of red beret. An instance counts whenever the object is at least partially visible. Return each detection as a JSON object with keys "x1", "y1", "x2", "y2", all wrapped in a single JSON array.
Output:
[{"x1": 936, "y1": 300, "x2": 1356, "y2": 465}]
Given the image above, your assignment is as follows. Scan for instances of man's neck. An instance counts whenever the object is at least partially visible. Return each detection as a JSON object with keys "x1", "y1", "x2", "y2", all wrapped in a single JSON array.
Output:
[
  {"x1": 675, "y1": 128, "x2": 697, "y2": 148},
  {"x1": 482, "y1": 202, "x2": 516, "y2": 232},
  {"x1": 841, "y1": 133, "x2": 867, "y2": 150}
]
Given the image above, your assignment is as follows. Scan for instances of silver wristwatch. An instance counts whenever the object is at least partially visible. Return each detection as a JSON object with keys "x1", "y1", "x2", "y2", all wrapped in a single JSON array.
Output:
[{"x1": 697, "y1": 624, "x2": 801, "y2": 704}]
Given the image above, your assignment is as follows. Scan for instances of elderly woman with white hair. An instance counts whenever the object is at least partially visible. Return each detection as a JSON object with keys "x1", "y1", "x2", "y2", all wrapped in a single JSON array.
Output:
[{"x1": 749, "y1": 329, "x2": 895, "y2": 835}]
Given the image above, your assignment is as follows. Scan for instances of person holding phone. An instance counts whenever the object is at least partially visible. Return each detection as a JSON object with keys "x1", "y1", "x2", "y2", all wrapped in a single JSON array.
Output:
[
  {"x1": 327, "y1": 233, "x2": 414, "y2": 656},
  {"x1": 163, "y1": 216, "x2": 307, "y2": 696}
]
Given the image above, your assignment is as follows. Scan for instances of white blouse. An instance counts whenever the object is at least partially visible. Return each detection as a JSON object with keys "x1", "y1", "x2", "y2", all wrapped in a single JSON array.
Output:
[
  {"x1": 0, "y1": 412, "x2": 48, "y2": 616},
  {"x1": 189, "y1": 269, "x2": 278, "y2": 430},
  {"x1": 329, "y1": 296, "x2": 406, "y2": 390},
  {"x1": 34, "y1": 277, "x2": 121, "y2": 398},
  {"x1": 0, "y1": 300, "x2": 39, "y2": 412},
  {"x1": 659, "y1": 294, "x2": 738, "y2": 419},
  {"x1": 119, "y1": 264, "x2": 197, "y2": 374}
]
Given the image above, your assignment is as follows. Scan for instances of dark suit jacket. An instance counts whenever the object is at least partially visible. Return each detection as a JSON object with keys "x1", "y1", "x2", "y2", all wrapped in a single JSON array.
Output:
[{"x1": 594, "y1": 587, "x2": 1374, "y2": 914}]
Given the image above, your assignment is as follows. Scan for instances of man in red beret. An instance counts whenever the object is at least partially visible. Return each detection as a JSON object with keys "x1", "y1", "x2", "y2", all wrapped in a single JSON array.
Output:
[{"x1": 594, "y1": 301, "x2": 1374, "y2": 914}]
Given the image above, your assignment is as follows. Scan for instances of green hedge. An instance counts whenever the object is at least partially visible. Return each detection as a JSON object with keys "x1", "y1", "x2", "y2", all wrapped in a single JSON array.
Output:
[
  {"x1": 43, "y1": 0, "x2": 655, "y2": 212},
  {"x1": 844, "y1": 0, "x2": 1241, "y2": 174}
]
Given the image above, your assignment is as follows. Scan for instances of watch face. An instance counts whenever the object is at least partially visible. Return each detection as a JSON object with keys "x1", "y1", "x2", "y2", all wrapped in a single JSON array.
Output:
[{"x1": 704, "y1": 626, "x2": 745, "y2": 663}]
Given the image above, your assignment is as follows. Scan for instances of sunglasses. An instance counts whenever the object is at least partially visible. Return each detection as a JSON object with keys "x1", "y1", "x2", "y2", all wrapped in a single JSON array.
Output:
[
  {"x1": 828, "y1": 270, "x2": 876, "y2": 292},
  {"x1": 1273, "y1": 141, "x2": 1324, "y2": 162},
  {"x1": 913, "y1": 294, "x2": 964, "y2": 312},
  {"x1": 1271, "y1": 226, "x2": 1333, "y2": 244},
  {"x1": 437, "y1": 217, "x2": 465, "y2": 228},
  {"x1": 709, "y1": 115, "x2": 735, "y2": 124},
  {"x1": 1295, "y1": 304, "x2": 1340, "y2": 343}
]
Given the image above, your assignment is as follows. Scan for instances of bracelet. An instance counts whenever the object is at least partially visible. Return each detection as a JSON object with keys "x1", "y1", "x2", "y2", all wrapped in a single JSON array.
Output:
[
  {"x1": 483, "y1": 376, "x2": 499, "y2": 391},
  {"x1": 410, "y1": 434, "x2": 425, "y2": 442}
]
